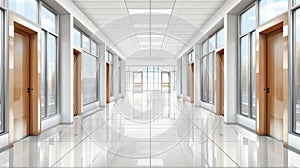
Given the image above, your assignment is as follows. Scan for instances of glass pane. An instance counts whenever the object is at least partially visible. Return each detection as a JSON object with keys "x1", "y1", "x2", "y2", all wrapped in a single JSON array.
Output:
[
  {"x1": 208, "y1": 35, "x2": 216, "y2": 52},
  {"x1": 47, "y1": 34, "x2": 57, "y2": 116},
  {"x1": 296, "y1": 0, "x2": 300, "y2": 5},
  {"x1": 9, "y1": 0, "x2": 38, "y2": 23},
  {"x1": 259, "y1": 0, "x2": 288, "y2": 24},
  {"x1": 41, "y1": 31, "x2": 46, "y2": 118},
  {"x1": 295, "y1": 9, "x2": 300, "y2": 134},
  {"x1": 91, "y1": 41, "x2": 97, "y2": 55},
  {"x1": 217, "y1": 28, "x2": 224, "y2": 48},
  {"x1": 73, "y1": 28, "x2": 81, "y2": 48},
  {"x1": 208, "y1": 53, "x2": 214, "y2": 104},
  {"x1": 83, "y1": 53, "x2": 97, "y2": 105},
  {"x1": 41, "y1": 6, "x2": 56, "y2": 33},
  {"x1": 82, "y1": 34, "x2": 90, "y2": 52},
  {"x1": 251, "y1": 33, "x2": 257, "y2": 118},
  {"x1": 241, "y1": 35, "x2": 250, "y2": 116},
  {"x1": 202, "y1": 56, "x2": 208, "y2": 102},
  {"x1": 110, "y1": 64, "x2": 114, "y2": 96},
  {"x1": 241, "y1": 6, "x2": 256, "y2": 35}
]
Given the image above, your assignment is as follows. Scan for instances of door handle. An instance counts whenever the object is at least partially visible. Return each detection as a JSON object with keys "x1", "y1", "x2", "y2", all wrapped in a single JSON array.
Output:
[
  {"x1": 264, "y1": 88, "x2": 270, "y2": 93},
  {"x1": 27, "y1": 88, "x2": 34, "y2": 93}
]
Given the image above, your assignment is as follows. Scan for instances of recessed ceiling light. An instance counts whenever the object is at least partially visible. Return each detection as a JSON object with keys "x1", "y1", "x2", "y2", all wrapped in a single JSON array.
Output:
[
  {"x1": 139, "y1": 42, "x2": 162, "y2": 45},
  {"x1": 128, "y1": 9, "x2": 173, "y2": 15},
  {"x1": 136, "y1": 34, "x2": 164, "y2": 38},
  {"x1": 140, "y1": 47, "x2": 162, "y2": 50},
  {"x1": 133, "y1": 24, "x2": 168, "y2": 29}
]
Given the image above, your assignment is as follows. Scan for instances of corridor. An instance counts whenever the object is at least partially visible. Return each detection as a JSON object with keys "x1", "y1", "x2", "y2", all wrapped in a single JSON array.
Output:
[{"x1": 0, "y1": 92, "x2": 299, "y2": 167}]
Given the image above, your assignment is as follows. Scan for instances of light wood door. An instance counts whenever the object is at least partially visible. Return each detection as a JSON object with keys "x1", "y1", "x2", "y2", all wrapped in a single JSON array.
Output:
[
  {"x1": 73, "y1": 50, "x2": 82, "y2": 116},
  {"x1": 106, "y1": 63, "x2": 110, "y2": 103},
  {"x1": 266, "y1": 28, "x2": 284, "y2": 141},
  {"x1": 216, "y1": 50, "x2": 224, "y2": 115},
  {"x1": 14, "y1": 30, "x2": 30, "y2": 142},
  {"x1": 191, "y1": 63, "x2": 194, "y2": 103}
]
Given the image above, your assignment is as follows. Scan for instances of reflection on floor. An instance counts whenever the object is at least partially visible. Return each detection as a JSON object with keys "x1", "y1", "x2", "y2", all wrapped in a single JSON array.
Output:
[{"x1": 1, "y1": 91, "x2": 300, "y2": 167}]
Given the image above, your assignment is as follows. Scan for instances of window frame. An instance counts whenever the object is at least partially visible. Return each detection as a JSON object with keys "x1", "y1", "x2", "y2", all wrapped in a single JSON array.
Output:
[
  {"x1": 0, "y1": 9, "x2": 4, "y2": 134},
  {"x1": 82, "y1": 51, "x2": 99, "y2": 106},
  {"x1": 200, "y1": 28, "x2": 224, "y2": 105},
  {"x1": 39, "y1": 2, "x2": 59, "y2": 119},
  {"x1": 41, "y1": 29, "x2": 59, "y2": 119},
  {"x1": 292, "y1": 5, "x2": 300, "y2": 135},
  {"x1": 238, "y1": 3, "x2": 258, "y2": 119}
]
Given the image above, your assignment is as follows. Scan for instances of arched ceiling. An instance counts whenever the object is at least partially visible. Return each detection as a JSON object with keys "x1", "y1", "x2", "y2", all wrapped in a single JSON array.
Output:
[{"x1": 71, "y1": 0, "x2": 227, "y2": 59}]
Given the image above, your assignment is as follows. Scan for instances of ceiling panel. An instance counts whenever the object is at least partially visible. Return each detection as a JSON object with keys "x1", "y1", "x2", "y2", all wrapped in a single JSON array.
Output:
[{"x1": 72, "y1": 0, "x2": 227, "y2": 58}]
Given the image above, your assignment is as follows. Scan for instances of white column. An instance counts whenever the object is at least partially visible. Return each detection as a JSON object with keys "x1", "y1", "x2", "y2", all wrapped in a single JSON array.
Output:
[
  {"x1": 194, "y1": 44, "x2": 201, "y2": 107},
  {"x1": 224, "y1": 14, "x2": 238, "y2": 123},
  {"x1": 120, "y1": 60, "x2": 126, "y2": 97},
  {"x1": 182, "y1": 55, "x2": 188, "y2": 101},
  {"x1": 99, "y1": 44, "x2": 106, "y2": 107},
  {"x1": 113, "y1": 54, "x2": 119, "y2": 100},
  {"x1": 59, "y1": 14, "x2": 73, "y2": 123}
]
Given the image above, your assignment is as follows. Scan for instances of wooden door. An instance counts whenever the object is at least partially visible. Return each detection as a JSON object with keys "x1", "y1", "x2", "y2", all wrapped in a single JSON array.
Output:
[
  {"x1": 73, "y1": 49, "x2": 82, "y2": 116},
  {"x1": 106, "y1": 63, "x2": 110, "y2": 103},
  {"x1": 266, "y1": 28, "x2": 284, "y2": 141},
  {"x1": 216, "y1": 49, "x2": 225, "y2": 115},
  {"x1": 191, "y1": 63, "x2": 194, "y2": 103},
  {"x1": 14, "y1": 29, "x2": 30, "y2": 141}
]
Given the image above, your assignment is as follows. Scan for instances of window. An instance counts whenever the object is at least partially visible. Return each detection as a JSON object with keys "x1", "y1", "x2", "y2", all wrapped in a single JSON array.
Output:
[
  {"x1": 82, "y1": 34, "x2": 90, "y2": 52},
  {"x1": 41, "y1": 31, "x2": 58, "y2": 118},
  {"x1": 41, "y1": 6, "x2": 56, "y2": 33},
  {"x1": 91, "y1": 40, "x2": 97, "y2": 56},
  {"x1": 296, "y1": 0, "x2": 300, "y2": 5},
  {"x1": 259, "y1": 0, "x2": 288, "y2": 24},
  {"x1": 217, "y1": 28, "x2": 224, "y2": 48},
  {"x1": 240, "y1": 36, "x2": 250, "y2": 116},
  {"x1": 201, "y1": 33, "x2": 218, "y2": 104},
  {"x1": 9, "y1": 0, "x2": 38, "y2": 23},
  {"x1": 126, "y1": 66, "x2": 176, "y2": 91},
  {"x1": 0, "y1": 10, "x2": 3, "y2": 133},
  {"x1": 82, "y1": 52, "x2": 97, "y2": 105},
  {"x1": 73, "y1": 27, "x2": 100, "y2": 105},
  {"x1": 294, "y1": 8, "x2": 300, "y2": 134},
  {"x1": 241, "y1": 6, "x2": 256, "y2": 35},
  {"x1": 239, "y1": 6, "x2": 257, "y2": 118},
  {"x1": 73, "y1": 28, "x2": 81, "y2": 48},
  {"x1": 47, "y1": 35, "x2": 57, "y2": 116}
]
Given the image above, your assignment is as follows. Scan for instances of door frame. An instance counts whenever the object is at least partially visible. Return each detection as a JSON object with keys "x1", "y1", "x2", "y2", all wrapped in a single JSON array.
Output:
[
  {"x1": 256, "y1": 14, "x2": 288, "y2": 147},
  {"x1": 9, "y1": 17, "x2": 41, "y2": 146},
  {"x1": 216, "y1": 48, "x2": 225, "y2": 115},
  {"x1": 73, "y1": 48, "x2": 82, "y2": 116}
]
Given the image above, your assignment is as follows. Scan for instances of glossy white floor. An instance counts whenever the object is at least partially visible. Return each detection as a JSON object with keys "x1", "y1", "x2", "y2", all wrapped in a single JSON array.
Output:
[{"x1": 1, "y1": 91, "x2": 300, "y2": 167}]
